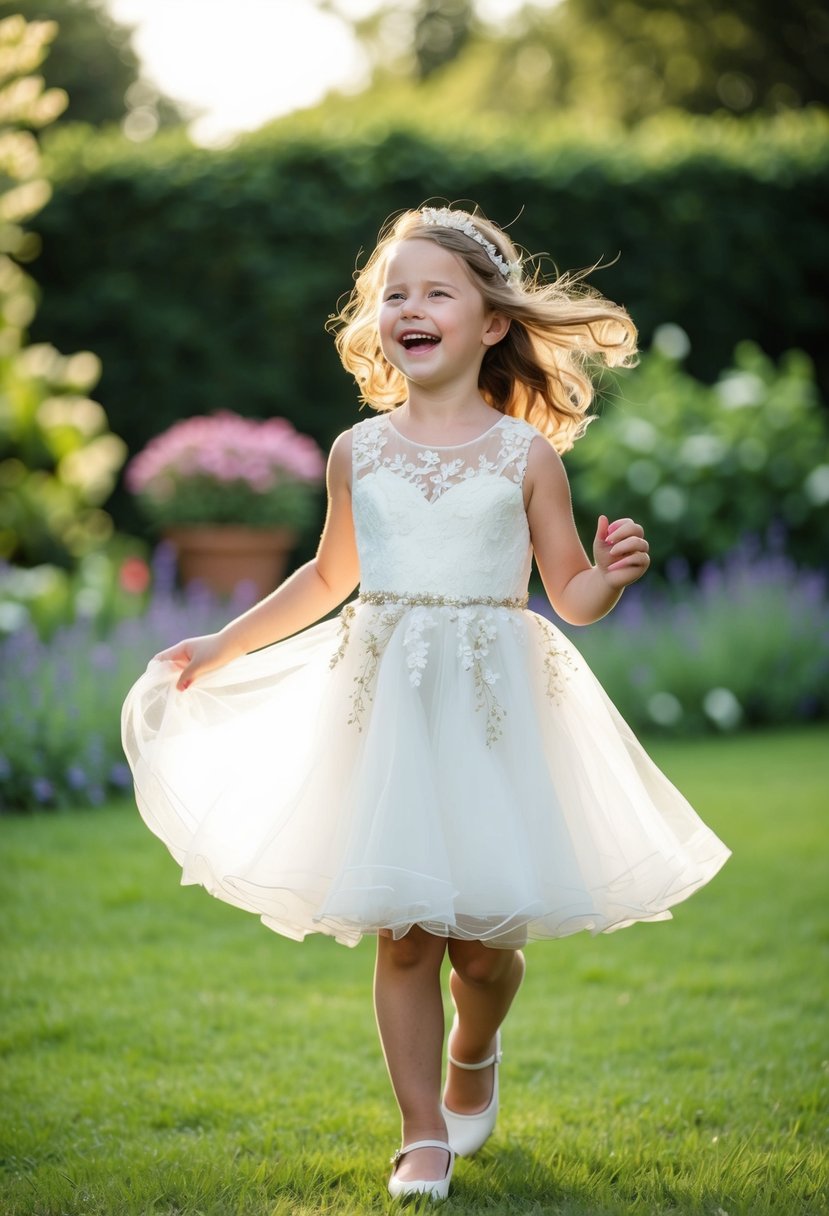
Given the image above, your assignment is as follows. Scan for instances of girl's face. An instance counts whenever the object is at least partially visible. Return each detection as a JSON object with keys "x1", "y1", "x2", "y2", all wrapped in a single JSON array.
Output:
[{"x1": 378, "y1": 239, "x2": 507, "y2": 390}]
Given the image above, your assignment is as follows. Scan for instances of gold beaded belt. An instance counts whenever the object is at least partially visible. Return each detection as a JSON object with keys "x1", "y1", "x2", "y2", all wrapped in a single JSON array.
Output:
[{"x1": 358, "y1": 590, "x2": 529, "y2": 610}]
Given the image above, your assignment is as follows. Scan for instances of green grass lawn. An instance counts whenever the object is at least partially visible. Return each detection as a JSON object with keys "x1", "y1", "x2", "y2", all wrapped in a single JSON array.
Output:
[{"x1": 1, "y1": 728, "x2": 827, "y2": 1215}]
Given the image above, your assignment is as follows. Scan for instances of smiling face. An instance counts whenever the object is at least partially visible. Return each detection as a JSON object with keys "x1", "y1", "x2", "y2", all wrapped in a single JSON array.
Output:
[{"x1": 378, "y1": 239, "x2": 508, "y2": 393}]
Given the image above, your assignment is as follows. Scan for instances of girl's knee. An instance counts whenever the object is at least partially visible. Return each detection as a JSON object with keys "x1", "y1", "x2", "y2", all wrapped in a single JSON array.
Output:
[{"x1": 450, "y1": 942, "x2": 517, "y2": 987}]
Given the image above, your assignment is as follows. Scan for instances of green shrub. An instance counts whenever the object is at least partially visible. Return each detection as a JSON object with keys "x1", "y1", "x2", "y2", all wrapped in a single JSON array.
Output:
[
  {"x1": 24, "y1": 109, "x2": 828, "y2": 540},
  {"x1": 0, "y1": 542, "x2": 149, "y2": 639},
  {"x1": 567, "y1": 331, "x2": 829, "y2": 573},
  {"x1": 0, "y1": 340, "x2": 126, "y2": 564},
  {"x1": 0, "y1": 15, "x2": 125, "y2": 566}
]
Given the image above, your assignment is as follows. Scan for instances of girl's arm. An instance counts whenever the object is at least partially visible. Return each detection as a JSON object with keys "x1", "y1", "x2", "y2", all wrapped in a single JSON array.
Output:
[
  {"x1": 156, "y1": 431, "x2": 360, "y2": 689},
  {"x1": 525, "y1": 437, "x2": 649, "y2": 626}
]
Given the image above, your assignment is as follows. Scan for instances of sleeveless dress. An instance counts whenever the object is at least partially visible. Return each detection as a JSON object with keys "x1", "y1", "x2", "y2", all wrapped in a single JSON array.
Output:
[{"x1": 121, "y1": 413, "x2": 730, "y2": 949}]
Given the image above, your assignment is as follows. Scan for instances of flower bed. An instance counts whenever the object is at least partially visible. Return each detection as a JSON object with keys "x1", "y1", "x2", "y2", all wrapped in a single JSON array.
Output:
[
  {"x1": 0, "y1": 546, "x2": 257, "y2": 811},
  {"x1": 535, "y1": 539, "x2": 829, "y2": 735},
  {"x1": 2, "y1": 542, "x2": 826, "y2": 810}
]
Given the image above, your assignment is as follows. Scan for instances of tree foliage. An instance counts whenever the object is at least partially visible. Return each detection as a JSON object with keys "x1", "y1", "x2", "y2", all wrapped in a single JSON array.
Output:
[
  {"x1": 320, "y1": 0, "x2": 829, "y2": 124},
  {"x1": 512, "y1": 0, "x2": 829, "y2": 122},
  {"x1": 569, "y1": 336, "x2": 829, "y2": 575},
  {"x1": 412, "y1": 0, "x2": 475, "y2": 79},
  {"x1": 0, "y1": 15, "x2": 125, "y2": 566}
]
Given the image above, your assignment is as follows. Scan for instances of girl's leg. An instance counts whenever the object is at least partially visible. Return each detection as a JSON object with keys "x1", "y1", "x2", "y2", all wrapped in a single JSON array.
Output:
[
  {"x1": 443, "y1": 941, "x2": 525, "y2": 1114},
  {"x1": 374, "y1": 926, "x2": 450, "y2": 1182}
]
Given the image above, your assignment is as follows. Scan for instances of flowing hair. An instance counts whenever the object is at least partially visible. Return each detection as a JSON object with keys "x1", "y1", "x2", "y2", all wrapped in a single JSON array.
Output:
[{"x1": 327, "y1": 204, "x2": 638, "y2": 453}]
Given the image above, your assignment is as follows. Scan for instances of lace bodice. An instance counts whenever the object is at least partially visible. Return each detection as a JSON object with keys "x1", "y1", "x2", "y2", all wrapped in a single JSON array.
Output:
[{"x1": 351, "y1": 413, "x2": 540, "y2": 600}]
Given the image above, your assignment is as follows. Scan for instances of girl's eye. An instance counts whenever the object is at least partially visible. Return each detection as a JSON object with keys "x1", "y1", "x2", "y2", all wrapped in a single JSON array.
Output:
[{"x1": 383, "y1": 290, "x2": 449, "y2": 301}]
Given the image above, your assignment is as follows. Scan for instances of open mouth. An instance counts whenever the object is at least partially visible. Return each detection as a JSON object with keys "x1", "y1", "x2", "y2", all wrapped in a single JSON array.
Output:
[{"x1": 400, "y1": 332, "x2": 441, "y2": 352}]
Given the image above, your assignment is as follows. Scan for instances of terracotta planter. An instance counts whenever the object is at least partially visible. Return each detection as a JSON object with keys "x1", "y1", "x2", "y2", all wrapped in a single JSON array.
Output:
[{"x1": 164, "y1": 525, "x2": 297, "y2": 599}]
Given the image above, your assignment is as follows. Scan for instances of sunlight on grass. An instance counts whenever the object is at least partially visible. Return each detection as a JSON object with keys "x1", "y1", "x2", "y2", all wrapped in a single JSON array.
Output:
[{"x1": 1, "y1": 728, "x2": 827, "y2": 1215}]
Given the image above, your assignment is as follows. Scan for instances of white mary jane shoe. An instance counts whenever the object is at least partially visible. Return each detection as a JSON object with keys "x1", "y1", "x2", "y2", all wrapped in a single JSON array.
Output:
[
  {"x1": 440, "y1": 1030, "x2": 502, "y2": 1157},
  {"x1": 387, "y1": 1139, "x2": 455, "y2": 1202}
]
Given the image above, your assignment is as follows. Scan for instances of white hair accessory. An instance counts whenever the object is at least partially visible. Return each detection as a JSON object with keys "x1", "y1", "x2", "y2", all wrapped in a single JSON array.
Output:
[{"x1": 420, "y1": 207, "x2": 522, "y2": 284}]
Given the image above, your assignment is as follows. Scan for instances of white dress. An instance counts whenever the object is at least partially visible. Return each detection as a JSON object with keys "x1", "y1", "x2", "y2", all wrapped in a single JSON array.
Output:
[{"x1": 121, "y1": 413, "x2": 730, "y2": 949}]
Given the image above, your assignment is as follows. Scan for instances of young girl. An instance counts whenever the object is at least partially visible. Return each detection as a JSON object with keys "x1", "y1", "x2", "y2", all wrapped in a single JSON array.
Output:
[{"x1": 121, "y1": 204, "x2": 730, "y2": 1202}]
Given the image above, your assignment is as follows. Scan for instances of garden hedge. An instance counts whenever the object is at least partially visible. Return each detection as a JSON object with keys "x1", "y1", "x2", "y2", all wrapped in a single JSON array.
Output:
[{"x1": 30, "y1": 109, "x2": 829, "y2": 534}]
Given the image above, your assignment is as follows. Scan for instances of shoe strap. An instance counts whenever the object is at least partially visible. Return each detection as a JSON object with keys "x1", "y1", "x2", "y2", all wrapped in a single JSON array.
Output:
[
  {"x1": 447, "y1": 1026, "x2": 502, "y2": 1070},
  {"x1": 448, "y1": 1047, "x2": 502, "y2": 1070},
  {"x1": 447, "y1": 1029, "x2": 503, "y2": 1071},
  {"x1": 391, "y1": 1139, "x2": 454, "y2": 1165}
]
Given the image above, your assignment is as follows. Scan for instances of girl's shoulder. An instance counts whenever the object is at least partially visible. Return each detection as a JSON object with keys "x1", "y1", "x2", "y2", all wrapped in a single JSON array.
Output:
[
  {"x1": 350, "y1": 412, "x2": 388, "y2": 470},
  {"x1": 495, "y1": 416, "x2": 548, "y2": 486},
  {"x1": 500, "y1": 415, "x2": 545, "y2": 443},
  {"x1": 351, "y1": 412, "x2": 387, "y2": 437},
  {"x1": 496, "y1": 415, "x2": 548, "y2": 463},
  {"x1": 329, "y1": 415, "x2": 384, "y2": 459}
]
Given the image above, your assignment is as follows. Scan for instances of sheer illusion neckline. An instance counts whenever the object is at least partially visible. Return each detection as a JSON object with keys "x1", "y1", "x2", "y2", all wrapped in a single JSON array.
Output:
[{"x1": 385, "y1": 413, "x2": 506, "y2": 450}]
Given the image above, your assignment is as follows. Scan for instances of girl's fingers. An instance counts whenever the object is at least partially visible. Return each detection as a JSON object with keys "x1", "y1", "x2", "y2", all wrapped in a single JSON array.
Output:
[
  {"x1": 153, "y1": 644, "x2": 189, "y2": 664},
  {"x1": 608, "y1": 548, "x2": 651, "y2": 571},
  {"x1": 607, "y1": 518, "x2": 644, "y2": 539},
  {"x1": 175, "y1": 656, "x2": 204, "y2": 691},
  {"x1": 597, "y1": 517, "x2": 650, "y2": 582},
  {"x1": 606, "y1": 536, "x2": 649, "y2": 562},
  {"x1": 607, "y1": 555, "x2": 650, "y2": 572}
]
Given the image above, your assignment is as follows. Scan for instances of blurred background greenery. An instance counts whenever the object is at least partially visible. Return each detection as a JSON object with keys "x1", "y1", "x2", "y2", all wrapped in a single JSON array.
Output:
[{"x1": 1, "y1": 1, "x2": 827, "y2": 808}]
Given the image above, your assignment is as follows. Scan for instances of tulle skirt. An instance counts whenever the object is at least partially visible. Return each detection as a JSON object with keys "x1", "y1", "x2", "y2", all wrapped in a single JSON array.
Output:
[{"x1": 121, "y1": 601, "x2": 730, "y2": 949}]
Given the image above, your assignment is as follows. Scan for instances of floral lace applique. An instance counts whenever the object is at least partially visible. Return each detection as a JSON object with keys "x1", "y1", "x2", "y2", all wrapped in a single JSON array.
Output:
[
  {"x1": 495, "y1": 424, "x2": 536, "y2": 483},
  {"x1": 455, "y1": 608, "x2": 504, "y2": 744},
  {"x1": 537, "y1": 618, "x2": 577, "y2": 702},
  {"x1": 330, "y1": 602, "x2": 407, "y2": 731},
  {"x1": 462, "y1": 453, "x2": 498, "y2": 480},
  {"x1": 331, "y1": 600, "x2": 531, "y2": 745},
  {"x1": 351, "y1": 414, "x2": 537, "y2": 504},
  {"x1": 352, "y1": 416, "x2": 389, "y2": 472},
  {"x1": 403, "y1": 608, "x2": 437, "y2": 687}
]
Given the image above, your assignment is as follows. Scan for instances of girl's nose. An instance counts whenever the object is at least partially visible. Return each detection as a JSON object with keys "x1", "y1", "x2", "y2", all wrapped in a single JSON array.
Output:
[{"x1": 400, "y1": 298, "x2": 425, "y2": 318}]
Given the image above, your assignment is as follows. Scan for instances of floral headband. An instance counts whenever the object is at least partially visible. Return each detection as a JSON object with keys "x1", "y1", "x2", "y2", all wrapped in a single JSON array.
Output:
[{"x1": 420, "y1": 207, "x2": 522, "y2": 284}]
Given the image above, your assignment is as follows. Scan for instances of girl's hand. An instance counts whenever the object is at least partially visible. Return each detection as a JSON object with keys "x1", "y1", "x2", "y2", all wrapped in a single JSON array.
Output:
[
  {"x1": 593, "y1": 514, "x2": 650, "y2": 588},
  {"x1": 153, "y1": 633, "x2": 240, "y2": 692}
]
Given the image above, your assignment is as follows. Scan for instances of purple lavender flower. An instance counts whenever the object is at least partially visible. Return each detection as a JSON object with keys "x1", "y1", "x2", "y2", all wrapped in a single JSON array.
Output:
[
  {"x1": 90, "y1": 643, "x2": 116, "y2": 671},
  {"x1": 31, "y1": 776, "x2": 55, "y2": 804},
  {"x1": 151, "y1": 540, "x2": 179, "y2": 595},
  {"x1": 86, "y1": 734, "x2": 105, "y2": 762},
  {"x1": 613, "y1": 587, "x2": 647, "y2": 630},
  {"x1": 109, "y1": 762, "x2": 132, "y2": 789},
  {"x1": 664, "y1": 557, "x2": 691, "y2": 585},
  {"x1": 66, "y1": 764, "x2": 88, "y2": 790}
]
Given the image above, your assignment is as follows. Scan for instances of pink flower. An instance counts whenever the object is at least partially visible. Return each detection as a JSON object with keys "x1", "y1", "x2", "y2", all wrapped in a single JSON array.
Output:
[{"x1": 125, "y1": 411, "x2": 326, "y2": 529}]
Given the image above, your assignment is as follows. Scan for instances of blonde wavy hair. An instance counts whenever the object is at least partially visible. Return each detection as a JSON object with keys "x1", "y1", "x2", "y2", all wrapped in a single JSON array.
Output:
[{"x1": 327, "y1": 204, "x2": 638, "y2": 453}]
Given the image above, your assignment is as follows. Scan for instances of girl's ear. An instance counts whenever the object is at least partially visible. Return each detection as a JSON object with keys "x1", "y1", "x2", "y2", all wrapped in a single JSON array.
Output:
[{"x1": 482, "y1": 312, "x2": 511, "y2": 347}]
